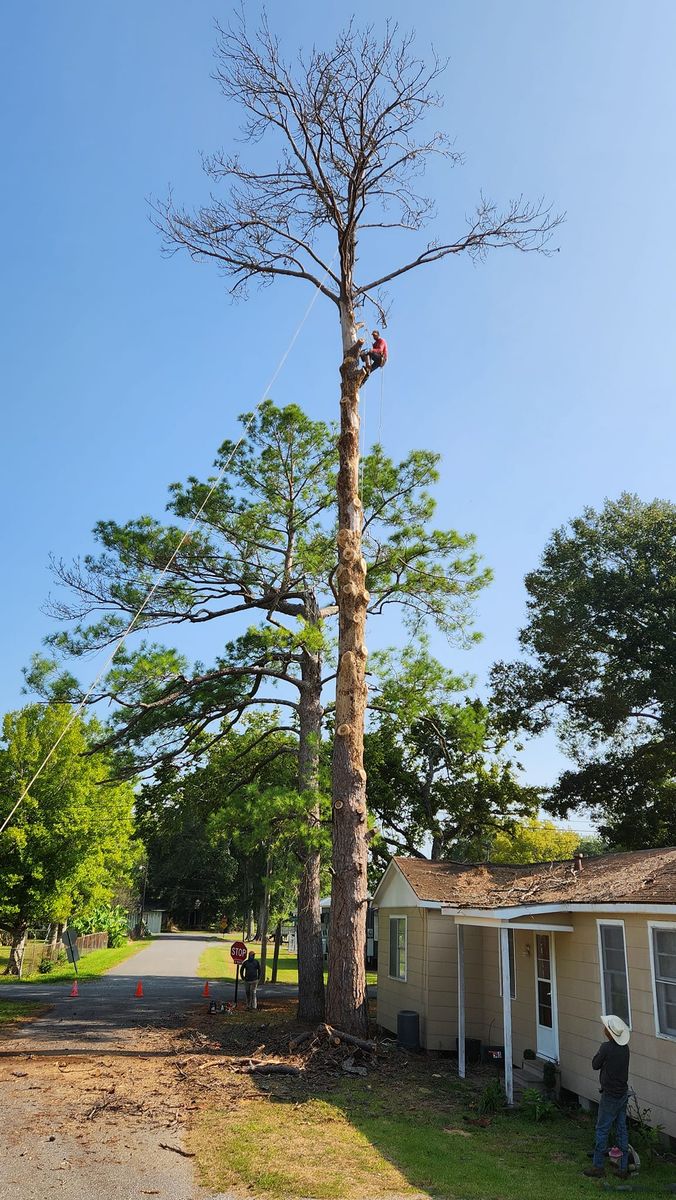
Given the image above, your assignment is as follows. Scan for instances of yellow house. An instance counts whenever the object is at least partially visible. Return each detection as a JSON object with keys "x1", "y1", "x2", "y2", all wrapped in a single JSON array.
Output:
[{"x1": 372, "y1": 848, "x2": 676, "y2": 1137}]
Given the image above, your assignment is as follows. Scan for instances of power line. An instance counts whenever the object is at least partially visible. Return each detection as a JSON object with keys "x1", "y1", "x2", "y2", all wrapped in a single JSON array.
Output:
[{"x1": 0, "y1": 255, "x2": 338, "y2": 837}]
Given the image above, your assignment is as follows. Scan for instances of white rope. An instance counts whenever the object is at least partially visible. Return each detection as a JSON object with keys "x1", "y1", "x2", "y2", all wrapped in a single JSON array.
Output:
[{"x1": 0, "y1": 256, "x2": 338, "y2": 836}]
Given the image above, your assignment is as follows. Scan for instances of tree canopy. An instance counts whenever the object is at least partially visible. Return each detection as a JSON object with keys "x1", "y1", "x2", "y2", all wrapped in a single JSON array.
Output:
[
  {"x1": 491, "y1": 494, "x2": 676, "y2": 846},
  {"x1": 0, "y1": 704, "x2": 136, "y2": 973}
]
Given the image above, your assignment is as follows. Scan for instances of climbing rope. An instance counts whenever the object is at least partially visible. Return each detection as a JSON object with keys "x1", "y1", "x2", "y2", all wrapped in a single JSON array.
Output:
[{"x1": 0, "y1": 254, "x2": 339, "y2": 837}]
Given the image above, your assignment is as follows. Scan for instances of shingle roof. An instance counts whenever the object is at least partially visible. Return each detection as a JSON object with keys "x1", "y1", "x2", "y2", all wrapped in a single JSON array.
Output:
[{"x1": 393, "y1": 847, "x2": 676, "y2": 909}]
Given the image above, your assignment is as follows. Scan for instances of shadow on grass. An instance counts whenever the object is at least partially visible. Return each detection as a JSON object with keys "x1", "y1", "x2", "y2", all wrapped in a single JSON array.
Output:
[{"x1": 188, "y1": 1004, "x2": 676, "y2": 1200}]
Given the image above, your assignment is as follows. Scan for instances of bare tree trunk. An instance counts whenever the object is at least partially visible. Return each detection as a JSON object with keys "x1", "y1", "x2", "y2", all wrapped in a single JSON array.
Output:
[
  {"x1": 296, "y1": 612, "x2": 326, "y2": 1023},
  {"x1": 245, "y1": 909, "x2": 255, "y2": 941},
  {"x1": 258, "y1": 852, "x2": 271, "y2": 982},
  {"x1": 5, "y1": 921, "x2": 29, "y2": 977},
  {"x1": 271, "y1": 919, "x2": 282, "y2": 983},
  {"x1": 326, "y1": 298, "x2": 369, "y2": 1035}
]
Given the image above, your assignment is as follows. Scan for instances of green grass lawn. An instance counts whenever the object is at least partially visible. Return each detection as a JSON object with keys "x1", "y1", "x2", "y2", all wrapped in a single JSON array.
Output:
[
  {"x1": 0, "y1": 998, "x2": 51, "y2": 1024},
  {"x1": 191, "y1": 1072, "x2": 675, "y2": 1200},
  {"x1": 0, "y1": 939, "x2": 151, "y2": 985},
  {"x1": 197, "y1": 934, "x2": 377, "y2": 987}
]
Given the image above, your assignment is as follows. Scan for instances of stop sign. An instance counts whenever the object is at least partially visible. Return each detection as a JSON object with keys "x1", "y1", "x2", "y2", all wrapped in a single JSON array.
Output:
[{"x1": 230, "y1": 940, "x2": 248, "y2": 964}]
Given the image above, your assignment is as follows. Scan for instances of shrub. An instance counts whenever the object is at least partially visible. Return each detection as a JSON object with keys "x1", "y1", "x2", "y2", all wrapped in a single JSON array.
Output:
[
  {"x1": 627, "y1": 1095, "x2": 664, "y2": 1164},
  {"x1": 72, "y1": 905, "x2": 128, "y2": 948},
  {"x1": 520, "y1": 1086, "x2": 556, "y2": 1122},
  {"x1": 477, "y1": 1079, "x2": 507, "y2": 1116},
  {"x1": 37, "y1": 956, "x2": 54, "y2": 974}
]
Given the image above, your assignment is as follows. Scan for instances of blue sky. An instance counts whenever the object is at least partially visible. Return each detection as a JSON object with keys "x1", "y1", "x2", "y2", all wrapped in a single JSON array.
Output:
[{"x1": 2, "y1": 2, "x2": 675, "y2": 825}]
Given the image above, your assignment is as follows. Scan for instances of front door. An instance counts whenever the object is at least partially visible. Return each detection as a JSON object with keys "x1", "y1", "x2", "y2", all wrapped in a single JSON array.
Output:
[{"x1": 535, "y1": 933, "x2": 559, "y2": 1061}]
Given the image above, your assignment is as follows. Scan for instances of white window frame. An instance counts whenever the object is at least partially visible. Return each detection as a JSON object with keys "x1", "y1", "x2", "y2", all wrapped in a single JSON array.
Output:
[
  {"x1": 388, "y1": 914, "x2": 407, "y2": 982},
  {"x1": 498, "y1": 927, "x2": 516, "y2": 999},
  {"x1": 648, "y1": 921, "x2": 676, "y2": 1041},
  {"x1": 596, "y1": 920, "x2": 632, "y2": 1029}
]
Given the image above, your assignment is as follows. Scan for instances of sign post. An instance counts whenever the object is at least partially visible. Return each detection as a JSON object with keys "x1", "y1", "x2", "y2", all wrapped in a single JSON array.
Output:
[
  {"x1": 230, "y1": 940, "x2": 247, "y2": 1007},
  {"x1": 63, "y1": 928, "x2": 80, "y2": 976}
]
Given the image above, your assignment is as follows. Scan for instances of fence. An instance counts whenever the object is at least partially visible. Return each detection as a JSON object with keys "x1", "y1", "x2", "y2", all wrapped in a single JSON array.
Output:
[{"x1": 0, "y1": 926, "x2": 109, "y2": 978}]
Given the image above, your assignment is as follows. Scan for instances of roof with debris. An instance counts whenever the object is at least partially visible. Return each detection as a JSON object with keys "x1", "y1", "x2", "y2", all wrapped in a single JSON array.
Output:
[{"x1": 392, "y1": 847, "x2": 676, "y2": 909}]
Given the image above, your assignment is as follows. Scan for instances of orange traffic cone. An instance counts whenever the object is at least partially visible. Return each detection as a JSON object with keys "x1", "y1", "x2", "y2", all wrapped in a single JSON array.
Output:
[
  {"x1": 134, "y1": 980, "x2": 144, "y2": 998},
  {"x1": 202, "y1": 981, "x2": 210, "y2": 998},
  {"x1": 69, "y1": 980, "x2": 79, "y2": 998}
]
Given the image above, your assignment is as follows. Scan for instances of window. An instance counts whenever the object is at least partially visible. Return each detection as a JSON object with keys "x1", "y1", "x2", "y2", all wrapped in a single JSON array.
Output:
[
  {"x1": 598, "y1": 922, "x2": 631, "y2": 1026},
  {"x1": 389, "y1": 916, "x2": 407, "y2": 981},
  {"x1": 498, "y1": 928, "x2": 516, "y2": 998},
  {"x1": 651, "y1": 925, "x2": 676, "y2": 1038}
]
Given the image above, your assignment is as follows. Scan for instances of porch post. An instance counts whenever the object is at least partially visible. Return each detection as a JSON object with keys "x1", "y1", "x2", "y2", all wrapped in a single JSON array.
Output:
[
  {"x1": 457, "y1": 922, "x2": 465, "y2": 1079},
  {"x1": 500, "y1": 926, "x2": 513, "y2": 1105}
]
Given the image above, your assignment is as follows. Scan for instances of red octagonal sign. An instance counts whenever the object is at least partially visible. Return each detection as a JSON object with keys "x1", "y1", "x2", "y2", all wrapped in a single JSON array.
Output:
[{"x1": 230, "y1": 940, "x2": 248, "y2": 963}]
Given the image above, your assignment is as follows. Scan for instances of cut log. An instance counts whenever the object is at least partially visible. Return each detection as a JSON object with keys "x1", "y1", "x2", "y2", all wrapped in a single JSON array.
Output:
[
  {"x1": 319, "y1": 1023, "x2": 376, "y2": 1052},
  {"x1": 247, "y1": 1063, "x2": 302, "y2": 1077},
  {"x1": 288, "y1": 1030, "x2": 314, "y2": 1052}
]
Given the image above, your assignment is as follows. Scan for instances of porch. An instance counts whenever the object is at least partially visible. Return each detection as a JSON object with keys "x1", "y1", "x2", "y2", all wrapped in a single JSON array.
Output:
[{"x1": 447, "y1": 912, "x2": 573, "y2": 1104}]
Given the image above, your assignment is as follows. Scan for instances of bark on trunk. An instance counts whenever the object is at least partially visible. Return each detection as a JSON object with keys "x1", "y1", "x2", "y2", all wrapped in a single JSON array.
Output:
[
  {"x1": 5, "y1": 921, "x2": 29, "y2": 977},
  {"x1": 258, "y1": 855, "x2": 271, "y2": 983},
  {"x1": 326, "y1": 297, "x2": 370, "y2": 1036},
  {"x1": 245, "y1": 909, "x2": 255, "y2": 941},
  {"x1": 296, "y1": 605, "x2": 326, "y2": 1024},
  {"x1": 271, "y1": 919, "x2": 282, "y2": 983}
]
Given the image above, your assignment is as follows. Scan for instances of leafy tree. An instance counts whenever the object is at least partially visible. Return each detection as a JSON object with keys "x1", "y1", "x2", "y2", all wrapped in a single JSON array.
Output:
[
  {"x1": 154, "y1": 15, "x2": 561, "y2": 1032},
  {"x1": 37, "y1": 402, "x2": 489, "y2": 1021},
  {"x1": 0, "y1": 704, "x2": 135, "y2": 974},
  {"x1": 135, "y1": 769, "x2": 239, "y2": 931},
  {"x1": 483, "y1": 817, "x2": 580, "y2": 864},
  {"x1": 366, "y1": 644, "x2": 538, "y2": 862},
  {"x1": 491, "y1": 494, "x2": 676, "y2": 846}
]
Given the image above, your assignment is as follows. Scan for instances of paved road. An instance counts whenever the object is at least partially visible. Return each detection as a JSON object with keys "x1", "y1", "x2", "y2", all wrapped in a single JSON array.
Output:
[
  {"x1": 0, "y1": 934, "x2": 252, "y2": 1200},
  {"x1": 1, "y1": 933, "x2": 296, "y2": 1054}
]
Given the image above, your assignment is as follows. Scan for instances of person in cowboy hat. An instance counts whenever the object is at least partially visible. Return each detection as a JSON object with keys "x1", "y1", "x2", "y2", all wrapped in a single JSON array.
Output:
[{"x1": 583, "y1": 1014, "x2": 631, "y2": 1179}]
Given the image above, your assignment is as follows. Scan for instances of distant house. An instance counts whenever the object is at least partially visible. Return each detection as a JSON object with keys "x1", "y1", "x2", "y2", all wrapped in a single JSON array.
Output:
[
  {"x1": 372, "y1": 849, "x2": 676, "y2": 1137},
  {"x1": 320, "y1": 896, "x2": 378, "y2": 968}
]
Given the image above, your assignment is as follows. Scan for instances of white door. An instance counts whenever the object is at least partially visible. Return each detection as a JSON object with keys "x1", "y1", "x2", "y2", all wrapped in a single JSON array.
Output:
[{"x1": 535, "y1": 933, "x2": 559, "y2": 1061}]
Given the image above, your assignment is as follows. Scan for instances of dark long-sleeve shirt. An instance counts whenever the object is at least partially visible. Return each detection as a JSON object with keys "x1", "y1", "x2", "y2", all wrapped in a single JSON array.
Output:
[
  {"x1": 591, "y1": 1039, "x2": 629, "y2": 1097},
  {"x1": 240, "y1": 958, "x2": 261, "y2": 981}
]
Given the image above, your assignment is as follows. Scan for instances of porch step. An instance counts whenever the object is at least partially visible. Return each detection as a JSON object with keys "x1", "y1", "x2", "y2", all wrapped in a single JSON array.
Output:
[
  {"x1": 513, "y1": 1059, "x2": 548, "y2": 1096},
  {"x1": 519, "y1": 1059, "x2": 545, "y2": 1084}
]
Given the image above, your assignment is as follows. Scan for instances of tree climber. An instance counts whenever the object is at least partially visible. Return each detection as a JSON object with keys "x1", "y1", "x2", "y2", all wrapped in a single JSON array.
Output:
[{"x1": 360, "y1": 329, "x2": 388, "y2": 378}]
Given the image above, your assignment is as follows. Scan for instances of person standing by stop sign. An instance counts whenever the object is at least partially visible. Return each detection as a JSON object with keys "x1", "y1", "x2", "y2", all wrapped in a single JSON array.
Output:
[{"x1": 240, "y1": 950, "x2": 262, "y2": 1010}]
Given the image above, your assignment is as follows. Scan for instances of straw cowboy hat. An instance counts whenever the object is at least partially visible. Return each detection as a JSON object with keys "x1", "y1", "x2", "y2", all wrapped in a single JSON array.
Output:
[{"x1": 602, "y1": 1014, "x2": 631, "y2": 1045}]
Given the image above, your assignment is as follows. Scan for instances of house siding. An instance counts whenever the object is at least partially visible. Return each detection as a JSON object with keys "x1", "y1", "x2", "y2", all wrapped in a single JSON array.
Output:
[
  {"x1": 555, "y1": 911, "x2": 676, "y2": 1138},
  {"x1": 376, "y1": 907, "x2": 428, "y2": 1044},
  {"x1": 376, "y1": 884, "x2": 676, "y2": 1138}
]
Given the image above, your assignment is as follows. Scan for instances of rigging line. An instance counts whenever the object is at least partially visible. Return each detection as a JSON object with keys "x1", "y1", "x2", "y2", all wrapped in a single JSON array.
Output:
[
  {"x1": 378, "y1": 366, "x2": 384, "y2": 445},
  {"x1": 359, "y1": 378, "x2": 367, "y2": 502},
  {"x1": 0, "y1": 252, "x2": 339, "y2": 837}
]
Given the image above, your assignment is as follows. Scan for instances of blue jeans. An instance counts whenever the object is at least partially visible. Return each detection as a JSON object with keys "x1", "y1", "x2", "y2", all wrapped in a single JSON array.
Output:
[{"x1": 593, "y1": 1090, "x2": 629, "y2": 1171}]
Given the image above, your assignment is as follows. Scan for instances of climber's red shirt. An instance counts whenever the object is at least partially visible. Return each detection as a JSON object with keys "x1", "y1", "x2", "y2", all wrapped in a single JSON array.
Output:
[{"x1": 372, "y1": 337, "x2": 388, "y2": 360}]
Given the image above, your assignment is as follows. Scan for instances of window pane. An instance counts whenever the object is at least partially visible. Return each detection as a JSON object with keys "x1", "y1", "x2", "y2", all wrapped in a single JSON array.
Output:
[
  {"x1": 604, "y1": 947, "x2": 626, "y2": 972},
  {"x1": 654, "y1": 931, "x2": 676, "y2": 1035},
  {"x1": 389, "y1": 919, "x2": 398, "y2": 977},
  {"x1": 656, "y1": 981, "x2": 676, "y2": 1036},
  {"x1": 602, "y1": 925, "x2": 625, "y2": 951},
  {"x1": 389, "y1": 918, "x2": 405, "y2": 980},
  {"x1": 600, "y1": 925, "x2": 630, "y2": 1025},
  {"x1": 536, "y1": 935, "x2": 550, "y2": 979},
  {"x1": 607, "y1": 974, "x2": 630, "y2": 1024}
]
